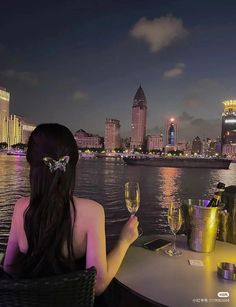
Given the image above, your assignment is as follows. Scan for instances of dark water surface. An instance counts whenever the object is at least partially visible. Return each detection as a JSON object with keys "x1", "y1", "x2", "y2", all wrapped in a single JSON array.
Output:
[{"x1": 0, "y1": 155, "x2": 236, "y2": 251}]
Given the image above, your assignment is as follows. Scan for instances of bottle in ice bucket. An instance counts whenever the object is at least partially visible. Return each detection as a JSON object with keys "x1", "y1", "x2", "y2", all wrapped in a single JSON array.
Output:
[{"x1": 207, "y1": 182, "x2": 225, "y2": 207}]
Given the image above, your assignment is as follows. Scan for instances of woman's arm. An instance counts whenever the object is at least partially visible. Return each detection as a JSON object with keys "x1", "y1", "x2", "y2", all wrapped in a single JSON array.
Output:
[
  {"x1": 85, "y1": 203, "x2": 138, "y2": 295},
  {"x1": 3, "y1": 199, "x2": 21, "y2": 274}
]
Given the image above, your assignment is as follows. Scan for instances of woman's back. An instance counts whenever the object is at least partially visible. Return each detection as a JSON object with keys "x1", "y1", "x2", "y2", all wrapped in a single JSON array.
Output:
[
  {"x1": 7, "y1": 195, "x2": 104, "y2": 269},
  {"x1": 3, "y1": 123, "x2": 139, "y2": 295}
]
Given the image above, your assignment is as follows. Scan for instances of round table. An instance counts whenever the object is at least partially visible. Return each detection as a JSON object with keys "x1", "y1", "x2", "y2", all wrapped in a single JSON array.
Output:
[{"x1": 115, "y1": 235, "x2": 236, "y2": 307}]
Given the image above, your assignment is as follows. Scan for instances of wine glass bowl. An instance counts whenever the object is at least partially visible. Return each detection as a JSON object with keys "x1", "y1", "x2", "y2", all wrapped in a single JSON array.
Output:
[
  {"x1": 124, "y1": 181, "x2": 143, "y2": 236},
  {"x1": 125, "y1": 182, "x2": 140, "y2": 216},
  {"x1": 167, "y1": 206, "x2": 182, "y2": 233},
  {"x1": 165, "y1": 202, "x2": 183, "y2": 256}
]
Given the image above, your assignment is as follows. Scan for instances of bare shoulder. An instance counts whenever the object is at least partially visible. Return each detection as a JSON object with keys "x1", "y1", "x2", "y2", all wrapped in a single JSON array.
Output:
[
  {"x1": 73, "y1": 196, "x2": 104, "y2": 218},
  {"x1": 14, "y1": 196, "x2": 30, "y2": 211}
]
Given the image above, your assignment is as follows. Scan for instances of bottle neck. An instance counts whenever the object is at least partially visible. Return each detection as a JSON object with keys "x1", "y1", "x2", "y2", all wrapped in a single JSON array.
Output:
[{"x1": 214, "y1": 194, "x2": 221, "y2": 201}]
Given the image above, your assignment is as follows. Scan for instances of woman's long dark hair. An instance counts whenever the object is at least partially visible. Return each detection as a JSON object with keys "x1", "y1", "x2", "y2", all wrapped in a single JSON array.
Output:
[{"x1": 19, "y1": 123, "x2": 78, "y2": 277}]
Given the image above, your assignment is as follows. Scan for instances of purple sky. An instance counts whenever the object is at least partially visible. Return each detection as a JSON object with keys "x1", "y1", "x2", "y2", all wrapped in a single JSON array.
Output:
[{"x1": 0, "y1": 0, "x2": 236, "y2": 141}]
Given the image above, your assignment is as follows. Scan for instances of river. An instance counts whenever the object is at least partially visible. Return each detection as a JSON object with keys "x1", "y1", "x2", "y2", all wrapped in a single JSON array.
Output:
[{"x1": 0, "y1": 155, "x2": 236, "y2": 251}]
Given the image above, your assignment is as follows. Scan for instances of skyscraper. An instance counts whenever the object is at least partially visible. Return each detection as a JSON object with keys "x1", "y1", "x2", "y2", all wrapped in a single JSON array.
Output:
[
  {"x1": 0, "y1": 87, "x2": 10, "y2": 142},
  {"x1": 130, "y1": 86, "x2": 147, "y2": 150},
  {"x1": 221, "y1": 100, "x2": 236, "y2": 157},
  {"x1": 221, "y1": 100, "x2": 236, "y2": 145},
  {"x1": 104, "y1": 118, "x2": 121, "y2": 151},
  {"x1": 2, "y1": 115, "x2": 22, "y2": 147},
  {"x1": 192, "y1": 136, "x2": 202, "y2": 155},
  {"x1": 166, "y1": 118, "x2": 177, "y2": 146}
]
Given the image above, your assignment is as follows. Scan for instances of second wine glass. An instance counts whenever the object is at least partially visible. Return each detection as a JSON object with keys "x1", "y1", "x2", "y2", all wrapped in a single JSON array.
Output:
[
  {"x1": 165, "y1": 202, "x2": 183, "y2": 256},
  {"x1": 124, "y1": 181, "x2": 143, "y2": 236}
]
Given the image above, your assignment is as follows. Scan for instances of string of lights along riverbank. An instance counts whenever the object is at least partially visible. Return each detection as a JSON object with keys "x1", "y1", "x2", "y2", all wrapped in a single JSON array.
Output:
[{"x1": 0, "y1": 86, "x2": 236, "y2": 160}]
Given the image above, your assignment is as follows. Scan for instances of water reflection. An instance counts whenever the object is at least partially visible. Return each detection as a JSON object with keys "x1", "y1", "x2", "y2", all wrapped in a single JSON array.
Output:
[
  {"x1": 159, "y1": 167, "x2": 182, "y2": 207},
  {"x1": 1, "y1": 156, "x2": 236, "y2": 251}
]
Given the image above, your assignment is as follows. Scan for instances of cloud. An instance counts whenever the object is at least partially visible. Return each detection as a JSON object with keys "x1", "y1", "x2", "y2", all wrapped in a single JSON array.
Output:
[
  {"x1": 183, "y1": 79, "x2": 223, "y2": 108},
  {"x1": 130, "y1": 15, "x2": 188, "y2": 53},
  {"x1": 163, "y1": 63, "x2": 185, "y2": 78},
  {"x1": 178, "y1": 111, "x2": 194, "y2": 121},
  {"x1": 147, "y1": 125, "x2": 162, "y2": 135},
  {"x1": 190, "y1": 118, "x2": 206, "y2": 127},
  {"x1": 72, "y1": 90, "x2": 88, "y2": 102},
  {"x1": 178, "y1": 115, "x2": 221, "y2": 140},
  {"x1": 149, "y1": 112, "x2": 221, "y2": 140},
  {"x1": 188, "y1": 118, "x2": 221, "y2": 138},
  {"x1": 1, "y1": 69, "x2": 39, "y2": 86}
]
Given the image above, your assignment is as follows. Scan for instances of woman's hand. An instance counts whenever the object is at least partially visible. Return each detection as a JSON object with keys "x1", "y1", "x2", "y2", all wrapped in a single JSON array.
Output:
[{"x1": 119, "y1": 215, "x2": 139, "y2": 246}]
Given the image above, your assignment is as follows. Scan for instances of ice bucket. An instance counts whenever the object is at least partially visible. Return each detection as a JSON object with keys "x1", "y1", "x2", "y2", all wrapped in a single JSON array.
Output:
[{"x1": 182, "y1": 199, "x2": 219, "y2": 252}]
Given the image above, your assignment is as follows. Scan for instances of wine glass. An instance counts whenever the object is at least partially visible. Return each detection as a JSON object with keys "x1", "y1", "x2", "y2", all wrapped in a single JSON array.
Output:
[
  {"x1": 165, "y1": 202, "x2": 183, "y2": 256},
  {"x1": 124, "y1": 181, "x2": 143, "y2": 236}
]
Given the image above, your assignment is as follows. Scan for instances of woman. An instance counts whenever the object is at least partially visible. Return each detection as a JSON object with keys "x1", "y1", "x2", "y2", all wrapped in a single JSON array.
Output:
[{"x1": 3, "y1": 123, "x2": 139, "y2": 295}]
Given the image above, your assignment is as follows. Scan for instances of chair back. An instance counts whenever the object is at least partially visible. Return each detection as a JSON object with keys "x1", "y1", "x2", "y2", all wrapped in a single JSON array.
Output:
[{"x1": 0, "y1": 266, "x2": 96, "y2": 307}]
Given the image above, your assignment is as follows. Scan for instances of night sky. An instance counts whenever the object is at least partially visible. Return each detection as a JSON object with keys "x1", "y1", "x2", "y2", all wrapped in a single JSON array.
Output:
[{"x1": 1, "y1": 0, "x2": 236, "y2": 140}]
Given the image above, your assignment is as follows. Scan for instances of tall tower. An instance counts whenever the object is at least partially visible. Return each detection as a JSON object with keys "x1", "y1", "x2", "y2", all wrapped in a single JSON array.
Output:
[
  {"x1": 104, "y1": 118, "x2": 121, "y2": 151},
  {"x1": 221, "y1": 100, "x2": 236, "y2": 145},
  {"x1": 221, "y1": 100, "x2": 236, "y2": 157},
  {"x1": 166, "y1": 118, "x2": 177, "y2": 146},
  {"x1": 130, "y1": 86, "x2": 147, "y2": 150},
  {"x1": 0, "y1": 87, "x2": 10, "y2": 142}
]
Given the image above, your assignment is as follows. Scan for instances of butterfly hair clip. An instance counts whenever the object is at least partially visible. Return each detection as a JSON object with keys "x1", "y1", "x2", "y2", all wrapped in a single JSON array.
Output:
[{"x1": 43, "y1": 155, "x2": 70, "y2": 173}]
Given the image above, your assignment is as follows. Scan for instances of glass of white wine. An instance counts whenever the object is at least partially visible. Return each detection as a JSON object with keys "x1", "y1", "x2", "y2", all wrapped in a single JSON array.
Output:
[
  {"x1": 165, "y1": 202, "x2": 183, "y2": 256},
  {"x1": 124, "y1": 181, "x2": 143, "y2": 236}
]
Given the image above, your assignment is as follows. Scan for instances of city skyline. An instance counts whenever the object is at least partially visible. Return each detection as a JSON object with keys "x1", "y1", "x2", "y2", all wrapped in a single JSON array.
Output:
[{"x1": 0, "y1": 0, "x2": 236, "y2": 140}]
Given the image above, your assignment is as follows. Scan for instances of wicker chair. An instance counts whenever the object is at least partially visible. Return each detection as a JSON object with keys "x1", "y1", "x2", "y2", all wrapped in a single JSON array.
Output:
[{"x1": 0, "y1": 267, "x2": 96, "y2": 307}]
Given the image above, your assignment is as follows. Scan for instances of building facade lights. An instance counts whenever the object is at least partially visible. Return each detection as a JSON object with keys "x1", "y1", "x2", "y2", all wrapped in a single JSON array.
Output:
[
  {"x1": 221, "y1": 100, "x2": 236, "y2": 147},
  {"x1": 3, "y1": 115, "x2": 23, "y2": 147},
  {"x1": 74, "y1": 129, "x2": 103, "y2": 149},
  {"x1": 166, "y1": 118, "x2": 177, "y2": 146},
  {"x1": 104, "y1": 118, "x2": 121, "y2": 151},
  {"x1": 130, "y1": 86, "x2": 147, "y2": 151},
  {"x1": 0, "y1": 87, "x2": 10, "y2": 142}
]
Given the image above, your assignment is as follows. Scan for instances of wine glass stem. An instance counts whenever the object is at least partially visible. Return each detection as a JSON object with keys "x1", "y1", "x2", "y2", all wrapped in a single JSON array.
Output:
[
  {"x1": 131, "y1": 213, "x2": 143, "y2": 236},
  {"x1": 173, "y1": 233, "x2": 177, "y2": 252}
]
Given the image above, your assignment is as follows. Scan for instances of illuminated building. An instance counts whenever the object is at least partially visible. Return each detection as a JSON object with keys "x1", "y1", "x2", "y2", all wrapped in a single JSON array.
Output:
[
  {"x1": 215, "y1": 137, "x2": 222, "y2": 155},
  {"x1": 2, "y1": 115, "x2": 22, "y2": 147},
  {"x1": 222, "y1": 143, "x2": 236, "y2": 158},
  {"x1": 104, "y1": 118, "x2": 121, "y2": 151},
  {"x1": 207, "y1": 139, "x2": 219, "y2": 156},
  {"x1": 221, "y1": 100, "x2": 236, "y2": 157},
  {"x1": 176, "y1": 140, "x2": 187, "y2": 152},
  {"x1": 166, "y1": 118, "x2": 177, "y2": 146},
  {"x1": 74, "y1": 129, "x2": 103, "y2": 149},
  {"x1": 17, "y1": 116, "x2": 36, "y2": 144},
  {"x1": 147, "y1": 134, "x2": 163, "y2": 151},
  {"x1": 202, "y1": 138, "x2": 208, "y2": 157},
  {"x1": 130, "y1": 86, "x2": 147, "y2": 150},
  {"x1": 221, "y1": 100, "x2": 236, "y2": 144},
  {"x1": 121, "y1": 137, "x2": 131, "y2": 150},
  {"x1": 22, "y1": 124, "x2": 36, "y2": 144},
  {"x1": 192, "y1": 136, "x2": 202, "y2": 155},
  {"x1": 0, "y1": 87, "x2": 10, "y2": 142}
]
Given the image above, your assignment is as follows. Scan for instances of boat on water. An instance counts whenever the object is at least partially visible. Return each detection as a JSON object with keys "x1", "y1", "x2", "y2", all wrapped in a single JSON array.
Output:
[
  {"x1": 7, "y1": 150, "x2": 26, "y2": 156},
  {"x1": 78, "y1": 152, "x2": 96, "y2": 159},
  {"x1": 95, "y1": 153, "x2": 123, "y2": 159},
  {"x1": 123, "y1": 156, "x2": 232, "y2": 169}
]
